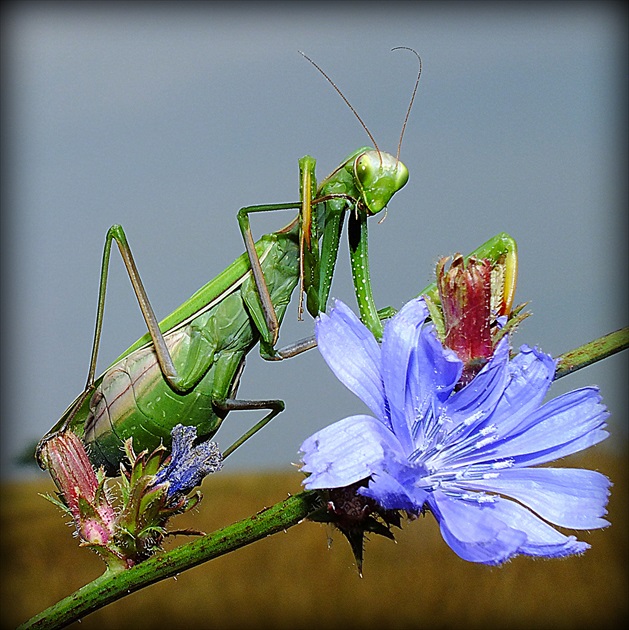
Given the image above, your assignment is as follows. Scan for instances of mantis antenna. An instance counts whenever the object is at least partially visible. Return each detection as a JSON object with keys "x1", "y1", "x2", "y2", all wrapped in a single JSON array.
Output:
[
  {"x1": 300, "y1": 49, "x2": 422, "y2": 168},
  {"x1": 298, "y1": 50, "x2": 383, "y2": 162},
  {"x1": 391, "y1": 46, "x2": 422, "y2": 164}
]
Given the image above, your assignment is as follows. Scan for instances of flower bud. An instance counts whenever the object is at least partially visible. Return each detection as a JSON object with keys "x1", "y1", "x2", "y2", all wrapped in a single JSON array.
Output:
[
  {"x1": 40, "y1": 431, "x2": 116, "y2": 546},
  {"x1": 437, "y1": 255, "x2": 494, "y2": 384}
]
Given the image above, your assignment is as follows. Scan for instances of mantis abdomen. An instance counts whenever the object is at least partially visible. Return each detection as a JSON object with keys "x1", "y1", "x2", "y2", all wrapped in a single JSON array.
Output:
[{"x1": 79, "y1": 227, "x2": 300, "y2": 472}]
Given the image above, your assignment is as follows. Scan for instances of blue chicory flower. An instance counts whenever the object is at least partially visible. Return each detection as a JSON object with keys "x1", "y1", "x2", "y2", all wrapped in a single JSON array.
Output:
[{"x1": 300, "y1": 298, "x2": 611, "y2": 565}]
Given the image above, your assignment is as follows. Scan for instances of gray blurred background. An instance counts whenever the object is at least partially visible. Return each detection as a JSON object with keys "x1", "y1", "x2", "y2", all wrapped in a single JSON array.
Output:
[{"x1": 2, "y1": 2, "x2": 627, "y2": 479}]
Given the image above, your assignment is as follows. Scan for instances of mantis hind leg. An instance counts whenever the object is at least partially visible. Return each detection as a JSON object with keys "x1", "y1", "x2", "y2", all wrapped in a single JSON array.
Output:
[
  {"x1": 88, "y1": 225, "x2": 211, "y2": 395},
  {"x1": 37, "y1": 224, "x2": 206, "y2": 462}
]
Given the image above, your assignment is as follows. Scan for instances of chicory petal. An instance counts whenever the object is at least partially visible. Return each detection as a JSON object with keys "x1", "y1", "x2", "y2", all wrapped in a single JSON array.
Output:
[
  {"x1": 315, "y1": 301, "x2": 386, "y2": 423},
  {"x1": 300, "y1": 414, "x2": 404, "y2": 490}
]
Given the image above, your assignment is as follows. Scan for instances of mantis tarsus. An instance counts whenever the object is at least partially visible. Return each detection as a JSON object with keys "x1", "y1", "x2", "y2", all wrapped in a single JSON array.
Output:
[{"x1": 37, "y1": 50, "x2": 421, "y2": 474}]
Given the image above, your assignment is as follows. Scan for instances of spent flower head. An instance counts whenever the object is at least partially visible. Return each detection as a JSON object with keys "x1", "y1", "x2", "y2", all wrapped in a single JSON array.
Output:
[
  {"x1": 152, "y1": 424, "x2": 223, "y2": 501},
  {"x1": 300, "y1": 297, "x2": 610, "y2": 565}
]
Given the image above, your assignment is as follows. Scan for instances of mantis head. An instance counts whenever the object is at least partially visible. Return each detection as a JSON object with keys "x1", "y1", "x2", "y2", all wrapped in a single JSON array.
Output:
[
  {"x1": 301, "y1": 47, "x2": 419, "y2": 216},
  {"x1": 350, "y1": 150, "x2": 409, "y2": 215}
]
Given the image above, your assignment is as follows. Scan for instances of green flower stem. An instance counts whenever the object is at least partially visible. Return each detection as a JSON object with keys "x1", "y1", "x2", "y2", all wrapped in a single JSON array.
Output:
[
  {"x1": 19, "y1": 491, "x2": 320, "y2": 630},
  {"x1": 554, "y1": 326, "x2": 628, "y2": 380},
  {"x1": 21, "y1": 327, "x2": 628, "y2": 630}
]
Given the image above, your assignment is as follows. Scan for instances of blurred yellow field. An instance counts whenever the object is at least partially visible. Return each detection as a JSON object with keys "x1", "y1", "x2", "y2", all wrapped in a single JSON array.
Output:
[{"x1": 3, "y1": 449, "x2": 627, "y2": 629}]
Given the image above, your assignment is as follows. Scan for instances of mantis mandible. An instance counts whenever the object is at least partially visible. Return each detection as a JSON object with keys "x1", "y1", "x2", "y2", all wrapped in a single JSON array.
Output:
[{"x1": 37, "y1": 50, "x2": 421, "y2": 475}]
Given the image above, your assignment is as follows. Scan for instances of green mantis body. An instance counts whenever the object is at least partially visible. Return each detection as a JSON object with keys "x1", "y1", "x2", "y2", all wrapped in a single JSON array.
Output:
[
  {"x1": 39, "y1": 149, "x2": 409, "y2": 474},
  {"x1": 37, "y1": 50, "x2": 518, "y2": 477}
]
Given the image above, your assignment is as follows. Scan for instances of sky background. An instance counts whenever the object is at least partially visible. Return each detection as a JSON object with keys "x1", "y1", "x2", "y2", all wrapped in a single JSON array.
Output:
[{"x1": 2, "y1": 2, "x2": 627, "y2": 479}]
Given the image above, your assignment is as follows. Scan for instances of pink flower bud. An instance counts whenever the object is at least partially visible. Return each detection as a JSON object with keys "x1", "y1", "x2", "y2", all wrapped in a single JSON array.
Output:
[
  {"x1": 40, "y1": 431, "x2": 116, "y2": 546},
  {"x1": 437, "y1": 255, "x2": 494, "y2": 383}
]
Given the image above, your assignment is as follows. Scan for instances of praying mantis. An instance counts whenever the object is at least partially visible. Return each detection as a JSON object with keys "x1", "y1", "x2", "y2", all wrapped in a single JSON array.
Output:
[
  {"x1": 36, "y1": 51, "x2": 420, "y2": 474},
  {"x1": 37, "y1": 50, "x2": 519, "y2": 478}
]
